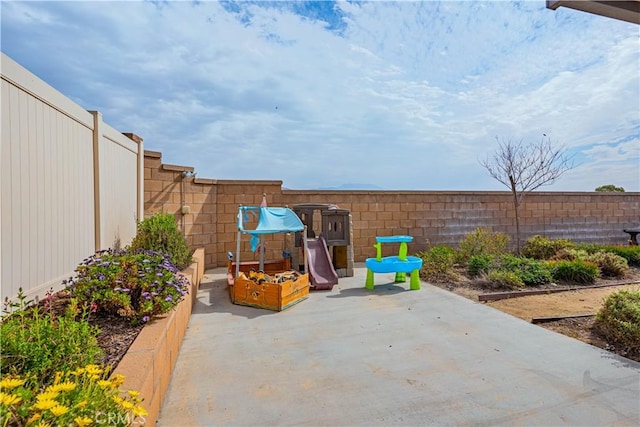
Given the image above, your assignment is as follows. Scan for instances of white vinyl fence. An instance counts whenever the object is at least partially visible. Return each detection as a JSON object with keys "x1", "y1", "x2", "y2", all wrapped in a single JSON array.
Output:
[{"x1": 1, "y1": 53, "x2": 144, "y2": 303}]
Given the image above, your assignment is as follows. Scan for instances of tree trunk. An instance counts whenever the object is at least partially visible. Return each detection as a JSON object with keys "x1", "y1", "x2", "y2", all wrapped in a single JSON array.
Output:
[{"x1": 509, "y1": 175, "x2": 521, "y2": 253}]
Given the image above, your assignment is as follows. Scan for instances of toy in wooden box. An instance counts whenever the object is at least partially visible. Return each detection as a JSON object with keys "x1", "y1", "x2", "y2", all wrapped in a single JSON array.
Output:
[
  {"x1": 228, "y1": 261, "x2": 309, "y2": 311},
  {"x1": 229, "y1": 202, "x2": 310, "y2": 311}
]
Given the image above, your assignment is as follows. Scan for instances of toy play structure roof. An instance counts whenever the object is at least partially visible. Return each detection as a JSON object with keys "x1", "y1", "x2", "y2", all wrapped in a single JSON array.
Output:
[{"x1": 238, "y1": 206, "x2": 304, "y2": 235}]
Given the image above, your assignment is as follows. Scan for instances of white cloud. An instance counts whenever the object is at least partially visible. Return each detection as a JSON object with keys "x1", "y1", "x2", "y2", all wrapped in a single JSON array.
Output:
[{"x1": 1, "y1": 0, "x2": 638, "y2": 191}]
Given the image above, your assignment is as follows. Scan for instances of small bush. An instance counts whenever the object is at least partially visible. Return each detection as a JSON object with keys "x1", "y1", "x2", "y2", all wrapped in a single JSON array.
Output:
[
  {"x1": 66, "y1": 249, "x2": 190, "y2": 324},
  {"x1": 486, "y1": 270, "x2": 524, "y2": 289},
  {"x1": 605, "y1": 246, "x2": 640, "y2": 267},
  {"x1": 130, "y1": 213, "x2": 192, "y2": 270},
  {"x1": 418, "y1": 245, "x2": 458, "y2": 283},
  {"x1": 551, "y1": 248, "x2": 588, "y2": 261},
  {"x1": 551, "y1": 260, "x2": 600, "y2": 284},
  {"x1": 0, "y1": 365, "x2": 147, "y2": 427},
  {"x1": 499, "y1": 255, "x2": 553, "y2": 287},
  {"x1": 0, "y1": 290, "x2": 102, "y2": 387},
  {"x1": 467, "y1": 255, "x2": 493, "y2": 278},
  {"x1": 457, "y1": 228, "x2": 509, "y2": 262},
  {"x1": 584, "y1": 251, "x2": 629, "y2": 278},
  {"x1": 595, "y1": 289, "x2": 640, "y2": 360},
  {"x1": 577, "y1": 244, "x2": 640, "y2": 267},
  {"x1": 522, "y1": 235, "x2": 574, "y2": 260}
]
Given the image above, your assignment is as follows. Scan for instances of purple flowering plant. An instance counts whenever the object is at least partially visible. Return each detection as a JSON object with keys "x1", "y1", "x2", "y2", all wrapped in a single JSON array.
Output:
[{"x1": 65, "y1": 249, "x2": 189, "y2": 324}]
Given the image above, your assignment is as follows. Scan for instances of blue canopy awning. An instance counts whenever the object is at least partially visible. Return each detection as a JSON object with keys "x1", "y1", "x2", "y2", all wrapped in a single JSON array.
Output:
[{"x1": 238, "y1": 206, "x2": 304, "y2": 251}]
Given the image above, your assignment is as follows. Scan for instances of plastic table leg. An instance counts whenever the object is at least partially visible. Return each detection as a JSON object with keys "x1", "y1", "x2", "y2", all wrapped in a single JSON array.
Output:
[
  {"x1": 365, "y1": 269, "x2": 375, "y2": 290},
  {"x1": 410, "y1": 269, "x2": 421, "y2": 290}
]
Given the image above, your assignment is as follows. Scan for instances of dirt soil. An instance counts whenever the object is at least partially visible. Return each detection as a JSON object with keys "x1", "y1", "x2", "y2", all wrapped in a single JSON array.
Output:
[{"x1": 430, "y1": 268, "x2": 640, "y2": 362}]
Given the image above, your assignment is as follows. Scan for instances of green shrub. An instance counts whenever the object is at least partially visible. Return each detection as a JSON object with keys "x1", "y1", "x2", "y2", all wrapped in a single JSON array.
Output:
[
  {"x1": 605, "y1": 246, "x2": 640, "y2": 267},
  {"x1": 551, "y1": 248, "x2": 588, "y2": 261},
  {"x1": 551, "y1": 260, "x2": 600, "y2": 284},
  {"x1": 467, "y1": 254, "x2": 493, "y2": 278},
  {"x1": 457, "y1": 228, "x2": 509, "y2": 262},
  {"x1": 595, "y1": 184, "x2": 625, "y2": 192},
  {"x1": 577, "y1": 244, "x2": 640, "y2": 267},
  {"x1": 66, "y1": 249, "x2": 190, "y2": 324},
  {"x1": 0, "y1": 289, "x2": 102, "y2": 386},
  {"x1": 499, "y1": 255, "x2": 553, "y2": 286},
  {"x1": 595, "y1": 289, "x2": 640, "y2": 360},
  {"x1": 584, "y1": 251, "x2": 629, "y2": 278},
  {"x1": 0, "y1": 365, "x2": 147, "y2": 427},
  {"x1": 130, "y1": 213, "x2": 192, "y2": 270},
  {"x1": 574, "y1": 243, "x2": 604, "y2": 254},
  {"x1": 486, "y1": 270, "x2": 524, "y2": 289},
  {"x1": 521, "y1": 235, "x2": 575, "y2": 260},
  {"x1": 418, "y1": 245, "x2": 458, "y2": 283}
]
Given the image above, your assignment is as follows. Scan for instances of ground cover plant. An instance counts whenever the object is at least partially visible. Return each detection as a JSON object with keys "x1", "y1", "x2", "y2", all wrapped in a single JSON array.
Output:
[
  {"x1": 65, "y1": 249, "x2": 190, "y2": 325},
  {"x1": 421, "y1": 233, "x2": 638, "y2": 289},
  {"x1": 0, "y1": 365, "x2": 147, "y2": 426},
  {"x1": 596, "y1": 289, "x2": 640, "y2": 360},
  {"x1": 1, "y1": 290, "x2": 102, "y2": 388},
  {"x1": 0, "y1": 287, "x2": 148, "y2": 426},
  {"x1": 1, "y1": 215, "x2": 194, "y2": 425}
]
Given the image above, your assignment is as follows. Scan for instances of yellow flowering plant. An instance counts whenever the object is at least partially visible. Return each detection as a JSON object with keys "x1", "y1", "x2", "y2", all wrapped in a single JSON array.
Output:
[
  {"x1": 1, "y1": 289, "x2": 102, "y2": 387},
  {"x1": 0, "y1": 365, "x2": 147, "y2": 426}
]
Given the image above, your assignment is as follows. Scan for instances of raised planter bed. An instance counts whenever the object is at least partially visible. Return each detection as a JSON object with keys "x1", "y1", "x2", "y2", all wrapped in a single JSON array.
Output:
[{"x1": 111, "y1": 248, "x2": 205, "y2": 426}]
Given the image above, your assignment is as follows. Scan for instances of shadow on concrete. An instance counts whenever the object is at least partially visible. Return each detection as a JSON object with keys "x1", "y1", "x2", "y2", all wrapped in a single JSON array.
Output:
[
  {"x1": 192, "y1": 279, "x2": 277, "y2": 319},
  {"x1": 327, "y1": 283, "x2": 409, "y2": 298}
]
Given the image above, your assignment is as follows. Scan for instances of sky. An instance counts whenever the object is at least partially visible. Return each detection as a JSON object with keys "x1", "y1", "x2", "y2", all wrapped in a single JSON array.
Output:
[{"x1": 2, "y1": 0, "x2": 639, "y2": 191}]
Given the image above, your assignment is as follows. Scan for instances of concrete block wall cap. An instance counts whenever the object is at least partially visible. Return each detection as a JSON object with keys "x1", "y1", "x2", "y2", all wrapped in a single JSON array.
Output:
[
  {"x1": 161, "y1": 164, "x2": 194, "y2": 172},
  {"x1": 144, "y1": 150, "x2": 162, "y2": 158},
  {"x1": 216, "y1": 179, "x2": 283, "y2": 185},
  {"x1": 193, "y1": 177, "x2": 218, "y2": 185},
  {"x1": 282, "y1": 189, "x2": 512, "y2": 195}
]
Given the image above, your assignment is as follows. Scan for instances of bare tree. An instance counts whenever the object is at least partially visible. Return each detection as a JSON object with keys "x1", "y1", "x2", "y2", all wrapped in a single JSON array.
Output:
[{"x1": 479, "y1": 136, "x2": 577, "y2": 253}]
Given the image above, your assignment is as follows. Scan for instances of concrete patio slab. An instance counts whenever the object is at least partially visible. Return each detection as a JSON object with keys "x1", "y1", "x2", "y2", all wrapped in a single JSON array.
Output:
[{"x1": 158, "y1": 265, "x2": 640, "y2": 426}]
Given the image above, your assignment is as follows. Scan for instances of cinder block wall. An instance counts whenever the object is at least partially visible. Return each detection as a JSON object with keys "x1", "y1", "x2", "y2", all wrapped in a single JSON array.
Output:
[
  {"x1": 144, "y1": 151, "x2": 218, "y2": 267},
  {"x1": 144, "y1": 151, "x2": 640, "y2": 269}
]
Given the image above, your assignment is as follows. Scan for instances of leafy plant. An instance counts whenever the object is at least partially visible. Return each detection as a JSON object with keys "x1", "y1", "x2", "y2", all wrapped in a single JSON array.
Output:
[
  {"x1": 0, "y1": 365, "x2": 147, "y2": 427},
  {"x1": 467, "y1": 255, "x2": 493, "y2": 278},
  {"x1": 418, "y1": 245, "x2": 458, "y2": 283},
  {"x1": 457, "y1": 228, "x2": 509, "y2": 262},
  {"x1": 577, "y1": 244, "x2": 640, "y2": 267},
  {"x1": 486, "y1": 270, "x2": 524, "y2": 289},
  {"x1": 551, "y1": 248, "x2": 588, "y2": 261},
  {"x1": 65, "y1": 249, "x2": 190, "y2": 324},
  {"x1": 130, "y1": 213, "x2": 193, "y2": 270},
  {"x1": 498, "y1": 255, "x2": 553, "y2": 286},
  {"x1": 521, "y1": 235, "x2": 575, "y2": 260},
  {"x1": 595, "y1": 289, "x2": 640, "y2": 360},
  {"x1": 1, "y1": 289, "x2": 102, "y2": 386},
  {"x1": 595, "y1": 184, "x2": 625, "y2": 192},
  {"x1": 551, "y1": 260, "x2": 600, "y2": 284},
  {"x1": 583, "y1": 251, "x2": 629, "y2": 278}
]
